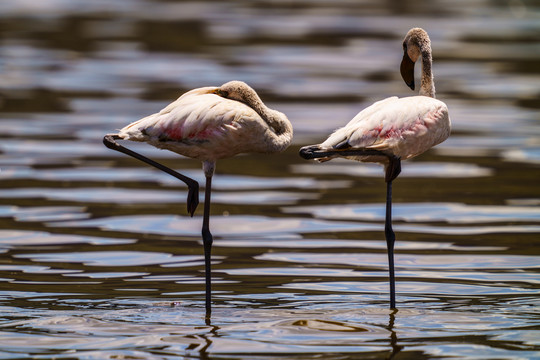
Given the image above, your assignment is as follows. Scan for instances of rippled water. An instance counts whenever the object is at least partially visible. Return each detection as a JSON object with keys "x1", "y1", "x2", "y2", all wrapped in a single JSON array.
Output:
[{"x1": 0, "y1": 0, "x2": 539, "y2": 359}]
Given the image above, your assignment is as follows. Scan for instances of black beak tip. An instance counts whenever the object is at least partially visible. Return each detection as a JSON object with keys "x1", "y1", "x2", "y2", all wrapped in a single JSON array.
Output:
[{"x1": 406, "y1": 81, "x2": 415, "y2": 90}]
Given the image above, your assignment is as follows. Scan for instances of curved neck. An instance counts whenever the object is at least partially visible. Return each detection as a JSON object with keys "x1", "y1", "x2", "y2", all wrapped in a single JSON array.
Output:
[
  {"x1": 419, "y1": 49, "x2": 436, "y2": 98},
  {"x1": 258, "y1": 106, "x2": 294, "y2": 152},
  {"x1": 244, "y1": 94, "x2": 293, "y2": 151},
  {"x1": 257, "y1": 105, "x2": 290, "y2": 136}
]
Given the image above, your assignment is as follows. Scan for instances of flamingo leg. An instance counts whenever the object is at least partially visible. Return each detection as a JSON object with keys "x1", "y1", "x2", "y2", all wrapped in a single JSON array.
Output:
[
  {"x1": 202, "y1": 175, "x2": 213, "y2": 318},
  {"x1": 103, "y1": 134, "x2": 199, "y2": 216},
  {"x1": 385, "y1": 179, "x2": 396, "y2": 309},
  {"x1": 385, "y1": 156, "x2": 400, "y2": 310},
  {"x1": 299, "y1": 145, "x2": 402, "y2": 309}
]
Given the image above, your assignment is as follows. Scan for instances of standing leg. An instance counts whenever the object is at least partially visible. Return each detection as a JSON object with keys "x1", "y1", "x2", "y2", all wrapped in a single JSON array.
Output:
[
  {"x1": 298, "y1": 145, "x2": 402, "y2": 309},
  {"x1": 103, "y1": 134, "x2": 199, "y2": 216},
  {"x1": 385, "y1": 179, "x2": 396, "y2": 309},
  {"x1": 202, "y1": 175, "x2": 214, "y2": 319},
  {"x1": 384, "y1": 156, "x2": 400, "y2": 309}
]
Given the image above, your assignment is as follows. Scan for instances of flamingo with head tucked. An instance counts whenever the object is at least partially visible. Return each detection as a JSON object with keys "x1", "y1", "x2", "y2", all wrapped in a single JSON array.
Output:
[
  {"x1": 299, "y1": 28, "x2": 451, "y2": 309},
  {"x1": 104, "y1": 81, "x2": 293, "y2": 317}
]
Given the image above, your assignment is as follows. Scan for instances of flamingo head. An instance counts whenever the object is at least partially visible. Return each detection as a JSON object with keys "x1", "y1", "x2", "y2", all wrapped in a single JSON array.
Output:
[
  {"x1": 214, "y1": 81, "x2": 257, "y2": 104},
  {"x1": 400, "y1": 27, "x2": 431, "y2": 91}
]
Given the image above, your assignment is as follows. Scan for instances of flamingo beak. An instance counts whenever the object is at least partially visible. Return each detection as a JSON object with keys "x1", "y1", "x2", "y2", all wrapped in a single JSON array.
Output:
[{"x1": 400, "y1": 51, "x2": 415, "y2": 91}]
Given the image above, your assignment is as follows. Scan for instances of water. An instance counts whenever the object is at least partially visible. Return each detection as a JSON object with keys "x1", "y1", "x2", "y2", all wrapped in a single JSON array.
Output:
[{"x1": 0, "y1": 0, "x2": 539, "y2": 359}]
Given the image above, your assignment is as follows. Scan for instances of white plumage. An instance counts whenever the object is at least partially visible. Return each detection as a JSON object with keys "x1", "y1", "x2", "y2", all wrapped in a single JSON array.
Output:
[
  {"x1": 118, "y1": 82, "x2": 293, "y2": 171},
  {"x1": 319, "y1": 95, "x2": 450, "y2": 164}
]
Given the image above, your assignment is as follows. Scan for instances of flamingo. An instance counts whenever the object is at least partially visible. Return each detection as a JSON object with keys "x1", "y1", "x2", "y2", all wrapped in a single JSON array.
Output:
[
  {"x1": 104, "y1": 81, "x2": 293, "y2": 316},
  {"x1": 299, "y1": 28, "x2": 451, "y2": 309}
]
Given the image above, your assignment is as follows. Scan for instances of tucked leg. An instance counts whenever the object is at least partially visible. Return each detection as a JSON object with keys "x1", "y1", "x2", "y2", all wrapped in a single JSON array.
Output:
[
  {"x1": 103, "y1": 134, "x2": 199, "y2": 216},
  {"x1": 299, "y1": 145, "x2": 386, "y2": 160}
]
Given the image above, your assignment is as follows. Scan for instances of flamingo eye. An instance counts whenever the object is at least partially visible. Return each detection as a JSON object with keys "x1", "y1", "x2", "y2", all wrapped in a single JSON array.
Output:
[{"x1": 215, "y1": 89, "x2": 229, "y2": 98}]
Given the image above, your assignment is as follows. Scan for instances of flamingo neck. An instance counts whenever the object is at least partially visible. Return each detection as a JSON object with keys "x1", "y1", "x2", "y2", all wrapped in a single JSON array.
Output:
[
  {"x1": 419, "y1": 49, "x2": 436, "y2": 98},
  {"x1": 248, "y1": 98, "x2": 293, "y2": 153},
  {"x1": 263, "y1": 108, "x2": 293, "y2": 152}
]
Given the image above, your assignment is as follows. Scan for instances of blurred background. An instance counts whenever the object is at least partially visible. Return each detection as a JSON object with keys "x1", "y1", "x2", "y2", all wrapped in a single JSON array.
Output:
[{"x1": 0, "y1": 0, "x2": 539, "y2": 359}]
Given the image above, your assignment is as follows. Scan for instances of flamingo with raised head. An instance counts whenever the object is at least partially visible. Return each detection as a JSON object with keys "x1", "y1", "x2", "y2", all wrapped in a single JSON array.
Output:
[
  {"x1": 104, "y1": 81, "x2": 293, "y2": 316},
  {"x1": 299, "y1": 28, "x2": 451, "y2": 309}
]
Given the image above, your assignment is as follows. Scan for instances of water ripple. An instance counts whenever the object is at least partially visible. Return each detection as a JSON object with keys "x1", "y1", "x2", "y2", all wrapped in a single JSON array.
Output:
[
  {"x1": 0, "y1": 166, "x2": 346, "y2": 190},
  {"x1": 283, "y1": 202, "x2": 540, "y2": 224},
  {"x1": 293, "y1": 161, "x2": 493, "y2": 178},
  {"x1": 256, "y1": 252, "x2": 540, "y2": 270},
  {"x1": 46, "y1": 214, "x2": 540, "y2": 237},
  {"x1": 0, "y1": 205, "x2": 89, "y2": 222},
  {"x1": 0, "y1": 187, "x2": 317, "y2": 205},
  {"x1": 0, "y1": 0, "x2": 538, "y2": 358},
  {"x1": 216, "y1": 238, "x2": 506, "y2": 251},
  {"x1": 0, "y1": 230, "x2": 135, "y2": 247},
  {"x1": 279, "y1": 281, "x2": 540, "y2": 296},
  {"x1": 14, "y1": 251, "x2": 202, "y2": 267}
]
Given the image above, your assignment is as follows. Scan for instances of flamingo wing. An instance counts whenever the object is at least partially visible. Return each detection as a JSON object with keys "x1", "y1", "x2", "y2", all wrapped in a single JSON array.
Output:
[
  {"x1": 321, "y1": 96, "x2": 449, "y2": 160},
  {"x1": 118, "y1": 88, "x2": 268, "y2": 160}
]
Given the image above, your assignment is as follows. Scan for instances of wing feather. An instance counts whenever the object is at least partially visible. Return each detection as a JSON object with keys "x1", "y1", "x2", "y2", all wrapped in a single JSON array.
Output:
[
  {"x1": 118, "y1": 88, "x2": 269, "y2": 160},
  {"x1": 320, "y1": 96, "x2": 449, "y2": 160}
]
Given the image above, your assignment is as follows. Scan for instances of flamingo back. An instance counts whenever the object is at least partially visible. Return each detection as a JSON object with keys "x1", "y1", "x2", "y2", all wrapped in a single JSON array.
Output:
[
  {"x1": 321, "y1": 95, "x2": 450, "y2": 163},
  {"x1": 118, "y1": 88, "x2": 282, "y2": 161}
]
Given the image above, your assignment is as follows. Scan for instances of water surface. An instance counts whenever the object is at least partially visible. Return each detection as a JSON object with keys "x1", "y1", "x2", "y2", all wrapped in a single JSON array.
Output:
[{"x1": 0, "y1": 0, "x2": 539, "y2": 359}]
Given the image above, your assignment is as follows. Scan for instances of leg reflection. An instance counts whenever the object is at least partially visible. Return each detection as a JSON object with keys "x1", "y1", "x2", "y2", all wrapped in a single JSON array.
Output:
[
  {"x1": 197, "y1": 321, "x2": 219, "y2": 360},
  {"x1": 387, "y1": 309, "x2": 403, "y2": 359}
]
